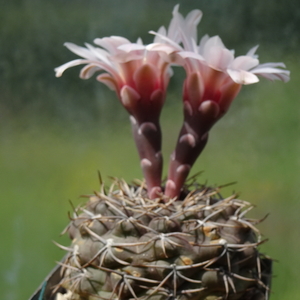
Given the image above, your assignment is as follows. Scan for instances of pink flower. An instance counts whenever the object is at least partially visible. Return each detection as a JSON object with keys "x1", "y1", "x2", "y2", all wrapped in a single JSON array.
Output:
[
  {"x1": 55, "y1": 35, "x2": 176, "y2": 199},
  {"x1": 179, "y1": 36, "x2": 290, "y2": 118},
  {"x1": 151, "y1": 5, "x2": 290, "y2": 198},
  {"x1": 55, "y1": 36, "x2": 174, "y2": 122},
  {"x1": 151, "y1": 5, "x2": 290, "y2": 120}
]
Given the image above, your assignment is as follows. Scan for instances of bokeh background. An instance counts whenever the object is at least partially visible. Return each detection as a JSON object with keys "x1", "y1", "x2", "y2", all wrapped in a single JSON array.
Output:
[{"x1": 1, "y1": 0, "x2": 299, "y2": 299}]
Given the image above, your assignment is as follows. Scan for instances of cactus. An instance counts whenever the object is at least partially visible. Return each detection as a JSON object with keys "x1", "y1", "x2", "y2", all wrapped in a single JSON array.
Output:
[
  {"x1": 28, "y1": 4, "x2": 290, "y2": 300},
  {"x1": 53, "y1": 178, "x2": 271, "y2": 300}
]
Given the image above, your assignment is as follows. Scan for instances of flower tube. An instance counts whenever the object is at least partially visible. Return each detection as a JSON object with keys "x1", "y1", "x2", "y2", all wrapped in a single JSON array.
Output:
[{"x1": 55, "y1": 36, "x2": 176, "y2": 199}]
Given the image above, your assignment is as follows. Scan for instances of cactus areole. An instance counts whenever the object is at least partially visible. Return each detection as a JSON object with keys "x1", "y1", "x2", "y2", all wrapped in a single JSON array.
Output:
[{"x1": 29, "y1": 4, "x2": 290, "y2": 300}]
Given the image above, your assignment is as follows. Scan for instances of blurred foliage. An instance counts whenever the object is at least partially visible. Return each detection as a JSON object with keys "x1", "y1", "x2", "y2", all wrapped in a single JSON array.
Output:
[
  {"x1": 0, "y1": 1, "x2": 300, "y2": 300},
  {"x1": 1, "y1": 0, "x2": 300, "y2": 120}
]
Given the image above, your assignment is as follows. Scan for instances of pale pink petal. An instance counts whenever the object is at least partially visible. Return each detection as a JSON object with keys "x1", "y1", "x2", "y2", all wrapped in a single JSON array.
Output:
[
  {"x1": 153, "y1": 26, "x2": 167, "y2": 43},
  {"x1": 136, "y1": 37, "x2": 143, "y2": 45},
  {"x1": 110, "y1": 62, "x2": 135, "y2": 88},
  {"x1": 252, "y1": 70, "x2": 290, "y2": 82},
  {"x1": 112, "y1": 51, "x2": 143, "y2": 63},
  {"x1": 251, "y1": 62, "x2": 287, "y2": 69},
  {"x1": 171, "y1": 4, "x2": 185, "y2": 29},
  {"x1": 172, "y1": 4, "x2": 180, "y2": 17},
  {"x1": 251, "y1": 63, "x2": 290, "y2": 82},
  {"x1": 96, "y1": 73, "x2": 119, "y2": 91},
  {"x1": 229, "y1": 56, "x2": 259, "y2": 71},
  {"x1": 120, "y1": 85, "x2": 141, "y2": 108},
  {"x1": 200, "y1": 35, "x2": 235, "y2": 71},
  {"x1": 143, "y1": 50, "x2": 161, "y2": 66},
  {"x1": 94, "y1": 36, "x2": 131, "y2": 54},
  {"x1": 178, "y1": 30, "x2": 194, "y2": 51},
  {"x1": 84, "y1": 43, "x2": 112, "y2": 65},
  {"x1": 227, "y1": 69, "x2": 259, "y2": 85},
  {"x1": 246, "y1": 45, "x2": 259, "y2": 58},
  {"x1": 146, "y1": 42, "x2": 179, "y2": 55},
  {"x1": 58, "y1": 44, "x2": 122, "y2": 79},
  {"x1": 184, "y1": 8, "x2": 203, "y2": 42},
  {"x1": 118, "y1": 43, "x2": 146, "y2": 52},
  {"x1": 204, "y1": 46, "x2": 234, "y2": 71},
  {"x1": 191, "y1": 38, "x2": 199, "y2": 54},
  {"x1": 149, "y1": 30, "x2": 183, "y2": 50},
  {"x1": 64, "y1": 42, "x2": 97, "y2": 60},
  {"x1": 55, "y1": 59, "x2": 90, "y2": 77},
  {"x1": 203, "y1": 36, "x2": 226, "y2": 52},
  {"x1": 81, "y1": 59, "x2": 122, "y2": 82},
  {"x1": 175, "y1": 8, "x2": 203, "y2": 50},
  {"x1": 165, "y1": 5, "x2": 181, "y2": 42},
  {"x1": 198, "y1": 34, "x2": 210, "y2": 54},
  {"x1": 167, "y1": 6, "x2": 181, "y2": 42},
  {"x1": 185, "y1": 9, "x2": 203, "y2": 28},
  {"x1": 251, "y1": 66, "x2": 290, "y2": 74},
  {"x1": 177, "y1": 52, "x2": 205, "y2": 73},
  {"x1": 80, "y1": 64, "x2": 101, "y2": 79},
  {"x1": 177, "y1": 50, "x2": 205, "y2": 62},
  {"x1": 171, "y1": 5, "x2": 202, "y2": 48}
]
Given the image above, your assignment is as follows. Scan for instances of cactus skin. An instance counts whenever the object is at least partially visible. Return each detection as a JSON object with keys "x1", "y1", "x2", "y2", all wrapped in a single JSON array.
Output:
[{"x1": 55, "y1": 179, "x2": 271, "y2": 300}]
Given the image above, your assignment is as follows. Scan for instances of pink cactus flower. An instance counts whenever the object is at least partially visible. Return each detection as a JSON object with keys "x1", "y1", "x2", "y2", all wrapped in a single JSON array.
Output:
[
  {"x1": 151, "y1": 5, "x2": 289, "y2": 119},
  {"x1": 151, "y1": 5, "x2": 290, "y2": 198},
  {"x1": 55, "y1": 36, "x2": 176, "y2": 199},
  {"x1": 55, "y1": 36, "x2": 174, "y2": 122},
  {"x1": 178, "y1": 36, "x2": 290, "y2": 119}
]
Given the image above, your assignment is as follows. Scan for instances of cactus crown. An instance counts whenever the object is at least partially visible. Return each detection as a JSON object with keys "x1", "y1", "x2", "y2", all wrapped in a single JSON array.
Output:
[{"x1": 54, "y1": 179, "x2": 271, "y2": 300}]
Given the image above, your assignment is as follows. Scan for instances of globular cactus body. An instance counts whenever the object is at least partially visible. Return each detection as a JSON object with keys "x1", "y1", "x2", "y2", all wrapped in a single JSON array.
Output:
[{"x1": 55, "y1": 179, "x2": 271, "y2": 300}]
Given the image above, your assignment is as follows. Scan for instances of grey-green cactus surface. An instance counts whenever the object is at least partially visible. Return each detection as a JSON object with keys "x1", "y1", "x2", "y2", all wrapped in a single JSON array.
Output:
[{"x1": 39, "y1": 179, "x2": 271, "y2": 300}]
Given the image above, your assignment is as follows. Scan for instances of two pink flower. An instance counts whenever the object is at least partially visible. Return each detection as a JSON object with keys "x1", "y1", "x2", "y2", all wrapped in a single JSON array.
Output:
[{"x1": 55, "y1": 5, "x2": 290, "y2": 199}]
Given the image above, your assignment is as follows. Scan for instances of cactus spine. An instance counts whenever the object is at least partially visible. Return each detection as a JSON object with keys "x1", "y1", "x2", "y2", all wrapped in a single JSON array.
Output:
[{"x1": 54, "y1": 179, "x2": 271, "y2": 300}]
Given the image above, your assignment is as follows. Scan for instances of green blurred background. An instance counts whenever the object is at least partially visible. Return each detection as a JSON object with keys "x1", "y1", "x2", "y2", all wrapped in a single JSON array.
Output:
[{"x1": 1, "y1": 0, "x2": 299, "y2": 299}]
